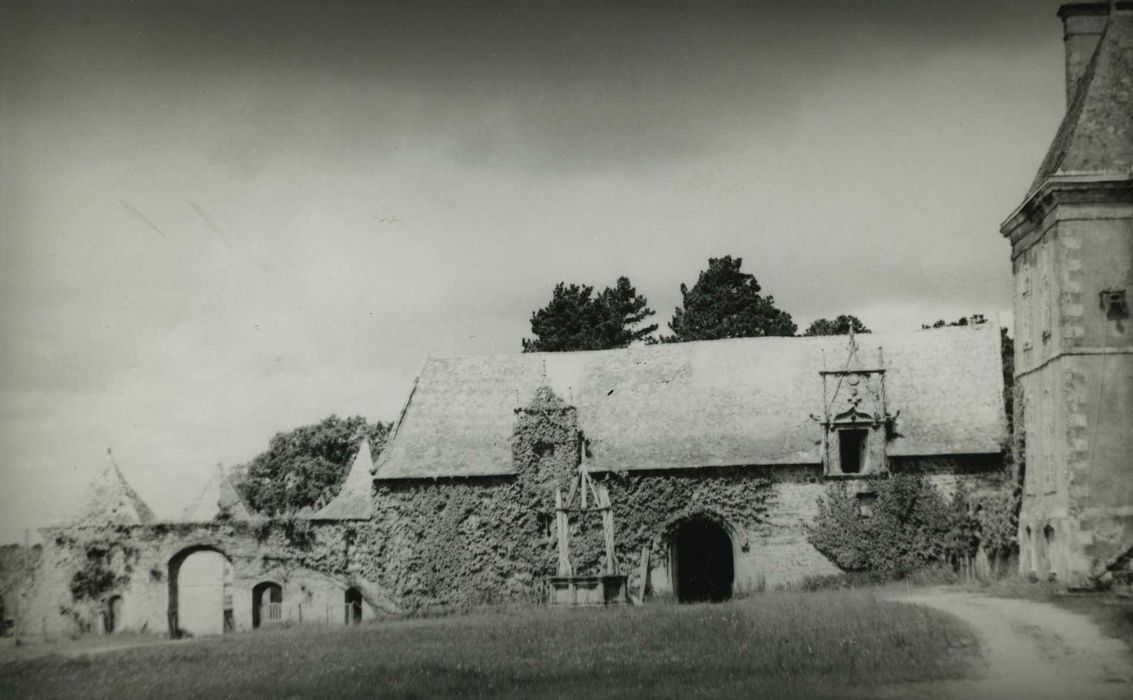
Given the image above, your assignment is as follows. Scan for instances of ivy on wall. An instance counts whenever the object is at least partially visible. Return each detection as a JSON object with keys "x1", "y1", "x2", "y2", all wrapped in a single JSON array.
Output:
[
  {"x1": 350, "y1": 387, "x2": 777, "y2": 611},
  {"x1": 68, "y1": 539, "x2": 138, "y2": 602},
  {"x1": 806, "y1": 474, "x2": 1015, "y2": 579}
]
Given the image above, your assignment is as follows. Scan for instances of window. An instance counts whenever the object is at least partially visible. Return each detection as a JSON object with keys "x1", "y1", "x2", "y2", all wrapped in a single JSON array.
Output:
[
  {"x1": 856, "y1": 492, "x2": 877, "y2": 517},
  {"x1": 839, "y1": 429, "x2": 868, "y2": 474}
]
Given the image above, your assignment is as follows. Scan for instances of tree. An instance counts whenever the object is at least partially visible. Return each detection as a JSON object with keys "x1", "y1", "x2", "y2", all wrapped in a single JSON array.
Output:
[
  {"x1": 595, "y1": 277, "x2": 658, "y2": 348},
  {"x1": 807, "y1": 474, "x2": 977, "y2": 578},
  {"x1": 663, "y1": 256, "x2": 796, "y2": 342},
  {"x1": 921, "y1": 314, "x2": 987, "y2": 330},
  {"x1": 804, "y1": 315, "x2": 870, "y2": 336},
  {"x1": 231, "y1": 415, "x2": 391, "y2": 516},
  {"x1": 522, "y1": 277, "x2": 657, "y2": 352}
]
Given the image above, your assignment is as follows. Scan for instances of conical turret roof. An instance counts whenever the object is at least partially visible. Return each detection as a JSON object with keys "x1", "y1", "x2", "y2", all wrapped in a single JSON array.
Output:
[
  {"x1": 68, "y1": 450, "x2": 155, "y2": 527},
  {"x1": 309, "y1": 439, "x2": 374, "y2": 521},
  {"x1": 180, "y1": 464, "x2": 254, "y2": 523},
  {"x1": 1028, "y1": 8, "x2": 1133, "y2": 196}
]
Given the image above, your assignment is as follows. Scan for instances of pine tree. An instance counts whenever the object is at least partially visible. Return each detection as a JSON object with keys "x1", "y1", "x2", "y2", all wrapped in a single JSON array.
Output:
[
  {"x1": 663, "y1": 256, "x2": 796, "y2": 342},
  {"x1": 522, "y1": 277, "x2": 656, "y2": 352}
]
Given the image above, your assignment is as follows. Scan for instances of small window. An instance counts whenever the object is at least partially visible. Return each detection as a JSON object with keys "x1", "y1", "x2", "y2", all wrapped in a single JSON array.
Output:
[
  {"x1": 839, "y1": 429, "x2": 868, "y2": 474},
  {"x1": 856, "y1": 492, "x2": 877, "y2": 517}
]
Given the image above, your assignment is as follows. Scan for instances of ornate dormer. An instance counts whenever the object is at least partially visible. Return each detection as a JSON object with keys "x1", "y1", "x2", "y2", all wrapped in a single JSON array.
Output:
[{"x1": 818, "y1": 335, "x2": 897, "y2": 478}]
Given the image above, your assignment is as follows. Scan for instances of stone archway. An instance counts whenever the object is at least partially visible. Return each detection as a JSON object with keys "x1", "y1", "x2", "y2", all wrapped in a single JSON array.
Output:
[
  {"x1": 168, "y1": 545, "x2": 233, "y2": 638},
  {"x1": 252, "y1": 581, "x2": 283, "y2": 629},
  {"x1": 670, "y1": 517, "x2": 734, "y2": 603}
]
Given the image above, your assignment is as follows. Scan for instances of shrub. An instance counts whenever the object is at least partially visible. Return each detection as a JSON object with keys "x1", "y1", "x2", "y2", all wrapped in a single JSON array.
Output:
[{"x1": 806, "y1": 474, "x2": 977, "y2": 579}]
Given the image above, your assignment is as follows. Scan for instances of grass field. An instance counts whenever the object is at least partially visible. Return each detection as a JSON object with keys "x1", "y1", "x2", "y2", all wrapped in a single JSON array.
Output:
[{"x1": 0, "y1": 590, "x2": 979, "y2": 699}]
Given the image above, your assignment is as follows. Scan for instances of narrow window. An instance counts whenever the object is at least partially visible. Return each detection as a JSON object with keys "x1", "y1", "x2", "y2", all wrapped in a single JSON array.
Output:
[
  {"x1": 839, "y1": 429, "x2": 868, "y2": 474},
  {"x1": 856, "y1": 492, "x2": 877, "y2": 517}
]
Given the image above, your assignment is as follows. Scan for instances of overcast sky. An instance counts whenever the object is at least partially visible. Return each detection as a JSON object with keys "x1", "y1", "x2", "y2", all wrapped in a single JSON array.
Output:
[{"x1": 0, "y1": 0, "x2": 1067, "y2": 543}]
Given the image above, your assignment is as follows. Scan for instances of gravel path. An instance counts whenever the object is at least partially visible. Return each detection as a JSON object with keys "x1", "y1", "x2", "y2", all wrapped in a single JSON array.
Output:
[{"x1": 874, "y1": 590, "x2": 1133, "y2": 700}]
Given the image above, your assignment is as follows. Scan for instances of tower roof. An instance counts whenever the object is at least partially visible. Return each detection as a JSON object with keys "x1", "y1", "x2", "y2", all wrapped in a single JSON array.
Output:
[
  {"x1": 180, "y1": 465, "x2": 254, "y2": 523},
  {"x1": 68, "y1": 450, "x2": 155, "y2": 527},
  {"x1": 308, "y1": 439, "x2": 375, "y2": 521},
  {"x1": 1028, "y1": 8, "x2": 1133, "y2": 196}
]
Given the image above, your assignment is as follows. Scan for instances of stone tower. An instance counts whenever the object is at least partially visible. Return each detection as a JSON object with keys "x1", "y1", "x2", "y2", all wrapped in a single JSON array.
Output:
[{"x1": 1001, "y1": 2, "x2": 1132, "y2": 586}]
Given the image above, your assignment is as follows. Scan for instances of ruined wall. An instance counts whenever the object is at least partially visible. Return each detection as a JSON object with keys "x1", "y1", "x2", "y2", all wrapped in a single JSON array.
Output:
[{"x1": 17, "y1": 520, "x2": 387, "y2": 638}]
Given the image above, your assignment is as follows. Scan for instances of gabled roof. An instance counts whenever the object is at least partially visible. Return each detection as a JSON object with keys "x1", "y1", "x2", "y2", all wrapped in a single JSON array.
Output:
[
  {"x1": 1028, "y1": 8, "x2": 1133, "y2": 196},
  {"x1": 374, "y1": 325, "x2": 1007, "y2": 480},
  {"x1": 68, "y1": 450, "x2": 156, "y2": 527},
  {"x1": 180, "y1": 465, "x2": 253, "y2": 523},
  {"x1": 309, "y1": 439, "x2": 375, "y2": 520}
]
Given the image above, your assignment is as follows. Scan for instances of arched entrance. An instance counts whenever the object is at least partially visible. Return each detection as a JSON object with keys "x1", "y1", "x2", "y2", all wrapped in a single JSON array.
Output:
[
  {"x1": 168, "y1": 546, "x2": 233, "y2": 637},
  {"x1": 344, "y1": 587, "x2": 363, "y2": 625},
  {"x1": 252, "y1": 582, "x2": 283, "y2": 629},
  {"x1": 671, "y1": 518, "x2": 734, "y2": 603},
  {"x1": 104, "y1": 595, "x2": 123, "y2": 633}
]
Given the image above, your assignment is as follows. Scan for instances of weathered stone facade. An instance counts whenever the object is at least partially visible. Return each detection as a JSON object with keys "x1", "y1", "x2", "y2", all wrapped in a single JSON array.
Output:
[
  {"x1": 9, "y1": 325, "x2": 1013, "y2": 638},
  {"x1": 1002, "y1": 3, "x2": 1133, "y2": 587}
]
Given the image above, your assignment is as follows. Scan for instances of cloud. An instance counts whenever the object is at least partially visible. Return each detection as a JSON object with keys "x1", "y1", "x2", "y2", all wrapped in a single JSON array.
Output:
[{"x1": 0, "y1": 0, "x2": 1063, "y2": 541}]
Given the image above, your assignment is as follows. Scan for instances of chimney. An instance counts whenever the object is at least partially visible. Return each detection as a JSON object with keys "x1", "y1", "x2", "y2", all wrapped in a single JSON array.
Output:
[{"x1": 1058, "y1": 3, "x2": 1110, "y2": 106}]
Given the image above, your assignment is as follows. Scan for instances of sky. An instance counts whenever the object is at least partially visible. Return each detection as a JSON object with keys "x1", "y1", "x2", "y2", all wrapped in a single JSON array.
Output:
[{"x1": 0, "y1": 0, "x2": 1068, "y2": 543}]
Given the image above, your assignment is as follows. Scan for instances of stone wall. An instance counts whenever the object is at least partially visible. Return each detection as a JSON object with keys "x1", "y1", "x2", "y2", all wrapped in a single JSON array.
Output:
[
  {"x1": 16, "y1": 520, "x2": 389, "y2": 638},
  {"x1": 14, "y1": 385, "x2": 1010, "y2": 635}
]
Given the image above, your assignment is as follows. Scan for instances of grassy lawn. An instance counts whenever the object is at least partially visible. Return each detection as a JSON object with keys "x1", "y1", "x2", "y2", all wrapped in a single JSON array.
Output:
[{"x1": 0, "y1": 590, "x2": 979, "y2": 699}]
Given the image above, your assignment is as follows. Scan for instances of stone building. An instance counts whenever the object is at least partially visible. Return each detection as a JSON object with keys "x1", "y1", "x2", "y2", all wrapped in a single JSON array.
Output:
[
  {"x1": 10, "y1": 326, "x2": 1009, "y2": 637},
  {"x1": 373, "y1": 327, "x2": 1008, "y2": 603},
  {"x1": 1001, "y1": 2, "x2": 1133, "y2": 586}
]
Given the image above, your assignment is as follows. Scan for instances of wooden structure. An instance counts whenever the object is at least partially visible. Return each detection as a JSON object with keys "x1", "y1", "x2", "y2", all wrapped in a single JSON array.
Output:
[{"x1": 547, "y1": 457, "x2": 629, "y2": 606}]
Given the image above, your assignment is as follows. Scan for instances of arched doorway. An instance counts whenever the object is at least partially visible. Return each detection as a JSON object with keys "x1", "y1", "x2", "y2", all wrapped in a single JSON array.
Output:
[
  {"x1": 104, "y1": 595, "x2": 123, "y2": 633},
  {"x1": 671, "y1": 518, "x2": 734, "y2": 603},
  {"x1": 252, "y1": 582, "x2": 283, "y2": 629},
  {"x1": 168, "y1": 546, "x2": 233, "y2": 638},
  {"x1": 344, "y1": 587, "x2": 363, "y2": 625}
]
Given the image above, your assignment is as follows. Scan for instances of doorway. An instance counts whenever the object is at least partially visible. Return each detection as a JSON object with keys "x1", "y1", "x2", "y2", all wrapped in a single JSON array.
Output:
[
  {"x1": 252, "y1": 581, "x2": 283, "y2": 629},
  {"x1": 671, "y1": 518, "x2": 734, "y2": 602},
  {"x1": 344, "y1": 587, "x2": 363, "y2": 625}
]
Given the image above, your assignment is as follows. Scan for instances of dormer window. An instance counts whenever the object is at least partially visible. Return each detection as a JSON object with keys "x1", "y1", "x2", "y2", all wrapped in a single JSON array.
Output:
[
  {"x1": 817, "y1": 337, "x2": 895, "y2": 479},
  {"x1": 823, "y1": 409, "x2": 885, "y2": 477}
]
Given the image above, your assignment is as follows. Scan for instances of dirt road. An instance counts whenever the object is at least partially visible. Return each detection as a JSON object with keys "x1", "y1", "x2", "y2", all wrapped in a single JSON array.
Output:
[{"x1": 877, "y1": 590, "x2": 1132, "y2": 700}]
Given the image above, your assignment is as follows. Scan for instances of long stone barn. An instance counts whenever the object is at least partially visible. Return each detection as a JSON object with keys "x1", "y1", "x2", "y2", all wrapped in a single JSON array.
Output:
[{"x1": 8, "y1": 325, "x2": 1010, "y2": 637}]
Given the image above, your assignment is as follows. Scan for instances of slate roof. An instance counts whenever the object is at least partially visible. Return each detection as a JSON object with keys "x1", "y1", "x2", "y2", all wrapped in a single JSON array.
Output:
[
  {"x1": 374, "y1": 325, "x2": 1007, "y2": 480},
  {"x1": 68, "y1": 451, "x2": 156, "y2": 527},
  {"x1": 1029, "y1": 7, "x2": 1133, "y2": 195},
  {"x1": 180, "y1": 465, "x2": 254, "y2": 523},
  {"x1": 308, "y1": 439, "x2": 375, "y2": 520}
]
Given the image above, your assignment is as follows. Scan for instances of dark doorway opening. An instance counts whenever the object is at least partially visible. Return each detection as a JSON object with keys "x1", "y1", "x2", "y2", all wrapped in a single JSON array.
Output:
[
  {"x1": 344, "y1": 587, "x2": 363, "y2": 625},
  {"x1": 105, "y1": 595, "x2": 123, "y2": 633},
  {"x1": 672, "y1": 518, "x2": 734, "y2": 603},
  {"x1": 252, "y1": 582, "x2": 283, "y2": 629},
  {"x1": 839, "y1": 429, "x2": 868, "y2": 474}
]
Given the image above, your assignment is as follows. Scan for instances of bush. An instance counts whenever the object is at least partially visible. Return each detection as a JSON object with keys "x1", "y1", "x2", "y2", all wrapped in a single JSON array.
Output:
[{"x1": 806, "y1": 475, "x2": 977, "y2": 579}]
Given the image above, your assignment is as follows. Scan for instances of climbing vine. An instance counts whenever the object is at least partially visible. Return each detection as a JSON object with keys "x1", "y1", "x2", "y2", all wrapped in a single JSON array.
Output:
[{"x1": 69, "y1": 540, "x2": 138, "y2": 601}]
